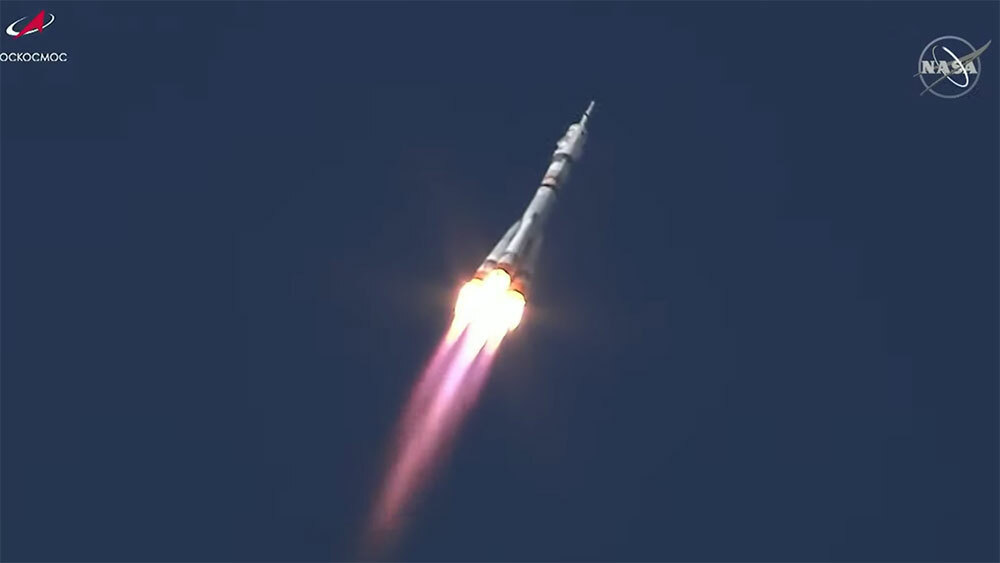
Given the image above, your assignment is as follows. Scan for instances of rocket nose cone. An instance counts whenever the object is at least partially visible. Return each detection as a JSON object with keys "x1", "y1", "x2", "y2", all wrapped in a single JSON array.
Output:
[{"x1": 580, "y1": 101, "x2": 596, "y2": 128}]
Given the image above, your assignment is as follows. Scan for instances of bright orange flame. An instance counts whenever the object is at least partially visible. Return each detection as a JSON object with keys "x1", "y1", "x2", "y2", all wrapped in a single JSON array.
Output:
[{"x1": 447, "y1": 269, "x2": 525, "y2": 346}]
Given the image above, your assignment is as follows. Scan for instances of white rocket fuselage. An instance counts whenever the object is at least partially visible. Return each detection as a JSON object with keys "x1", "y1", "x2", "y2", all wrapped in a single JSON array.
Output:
[{"x1": 476, "y1": 102, "x2": 595, "y2": 295}]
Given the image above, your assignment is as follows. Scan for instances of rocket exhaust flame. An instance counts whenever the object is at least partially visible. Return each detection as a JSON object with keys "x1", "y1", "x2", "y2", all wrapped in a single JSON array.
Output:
[
  {"x1": 364, "y1": 103, "x2": 594, "y2": 557},
  {"x1": 365, "y1": 272, "x2": 522, "y2": 555},
  {"x1": 452, "y1": 270, "x2": 526, "y2": 344}
]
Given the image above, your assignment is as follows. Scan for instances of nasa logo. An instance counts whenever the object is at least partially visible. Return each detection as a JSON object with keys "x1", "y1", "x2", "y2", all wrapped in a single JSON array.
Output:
[
  {"x1": 5, "y1": 11, "x2": 55, "y2": 38},
  {"x1": 915, "y1": 36, "x2": 991, "y2": 99}
]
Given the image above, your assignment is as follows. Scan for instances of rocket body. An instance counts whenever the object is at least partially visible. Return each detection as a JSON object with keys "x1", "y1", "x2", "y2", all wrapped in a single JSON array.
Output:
[{"x1": 476, "y1": 101, "x2": 595, "y2": 296}]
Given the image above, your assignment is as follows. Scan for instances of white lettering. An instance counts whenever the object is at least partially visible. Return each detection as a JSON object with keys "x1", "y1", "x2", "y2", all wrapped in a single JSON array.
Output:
[{"x1": 0, "y1": 51, "x2": 69, "y2": 63}]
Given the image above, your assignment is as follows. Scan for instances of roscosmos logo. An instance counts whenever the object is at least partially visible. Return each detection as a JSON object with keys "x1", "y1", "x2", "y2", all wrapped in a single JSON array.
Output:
[
  {"x1": 5, "y1": 11, "x2": 55, "y2": 38},
  {"x1": 1, "y1": 10, "x2": 68, "y2": 63}
]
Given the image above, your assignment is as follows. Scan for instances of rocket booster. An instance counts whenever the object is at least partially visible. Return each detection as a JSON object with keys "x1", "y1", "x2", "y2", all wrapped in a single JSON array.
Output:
[{"x1": 475, "y1": 101, "x2": 595, "y2": 296}]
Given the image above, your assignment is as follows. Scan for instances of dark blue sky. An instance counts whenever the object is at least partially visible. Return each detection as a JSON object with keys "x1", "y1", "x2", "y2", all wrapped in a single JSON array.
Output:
[{"x1": 2, "y1": 2, "x2": 997, "y2": 561}]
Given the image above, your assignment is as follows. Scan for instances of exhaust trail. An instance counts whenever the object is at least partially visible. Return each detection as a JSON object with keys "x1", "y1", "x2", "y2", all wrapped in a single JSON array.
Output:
[{"x1": 366, "y1": 273, "x2": 518, "y2": 555}]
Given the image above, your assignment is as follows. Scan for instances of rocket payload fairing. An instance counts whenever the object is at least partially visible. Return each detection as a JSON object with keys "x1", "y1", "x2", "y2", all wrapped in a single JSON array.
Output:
[{"x1": 475, "y1": 101, "x2": 595, "y2": 297}]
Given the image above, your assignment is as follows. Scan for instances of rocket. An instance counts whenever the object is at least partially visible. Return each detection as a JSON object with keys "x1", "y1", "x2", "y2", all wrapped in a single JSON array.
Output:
[
  {"x1": 474, "y1": 101, "x2": 595, "y2": 298},
  {"x1": 366, "y1": 102, "x2": 597, "y2": 551},
  {"x1": 449, "y1": 102, "x2": 595, "y2": 343}
]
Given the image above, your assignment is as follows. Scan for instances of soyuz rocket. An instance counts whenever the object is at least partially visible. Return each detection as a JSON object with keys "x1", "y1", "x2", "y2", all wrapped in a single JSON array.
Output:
[
  {"x1": 474, "y1": 101, "x2": 595, "y2": 298},
  {"x1": 449, "y1": 101, "x2": 595, "y2": 341},
  {"x1": 365, "y1": 102, "x2": 598, "y2": 550}
]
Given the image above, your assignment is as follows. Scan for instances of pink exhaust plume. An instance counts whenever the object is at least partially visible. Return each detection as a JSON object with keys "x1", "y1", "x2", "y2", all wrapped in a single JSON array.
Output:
[
  {"x1": 365, "y1": 269, "x2": 524, "y2": 556},
  {"x1": 366, "y1": 323, "x2": 504, "y2": 556}
]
